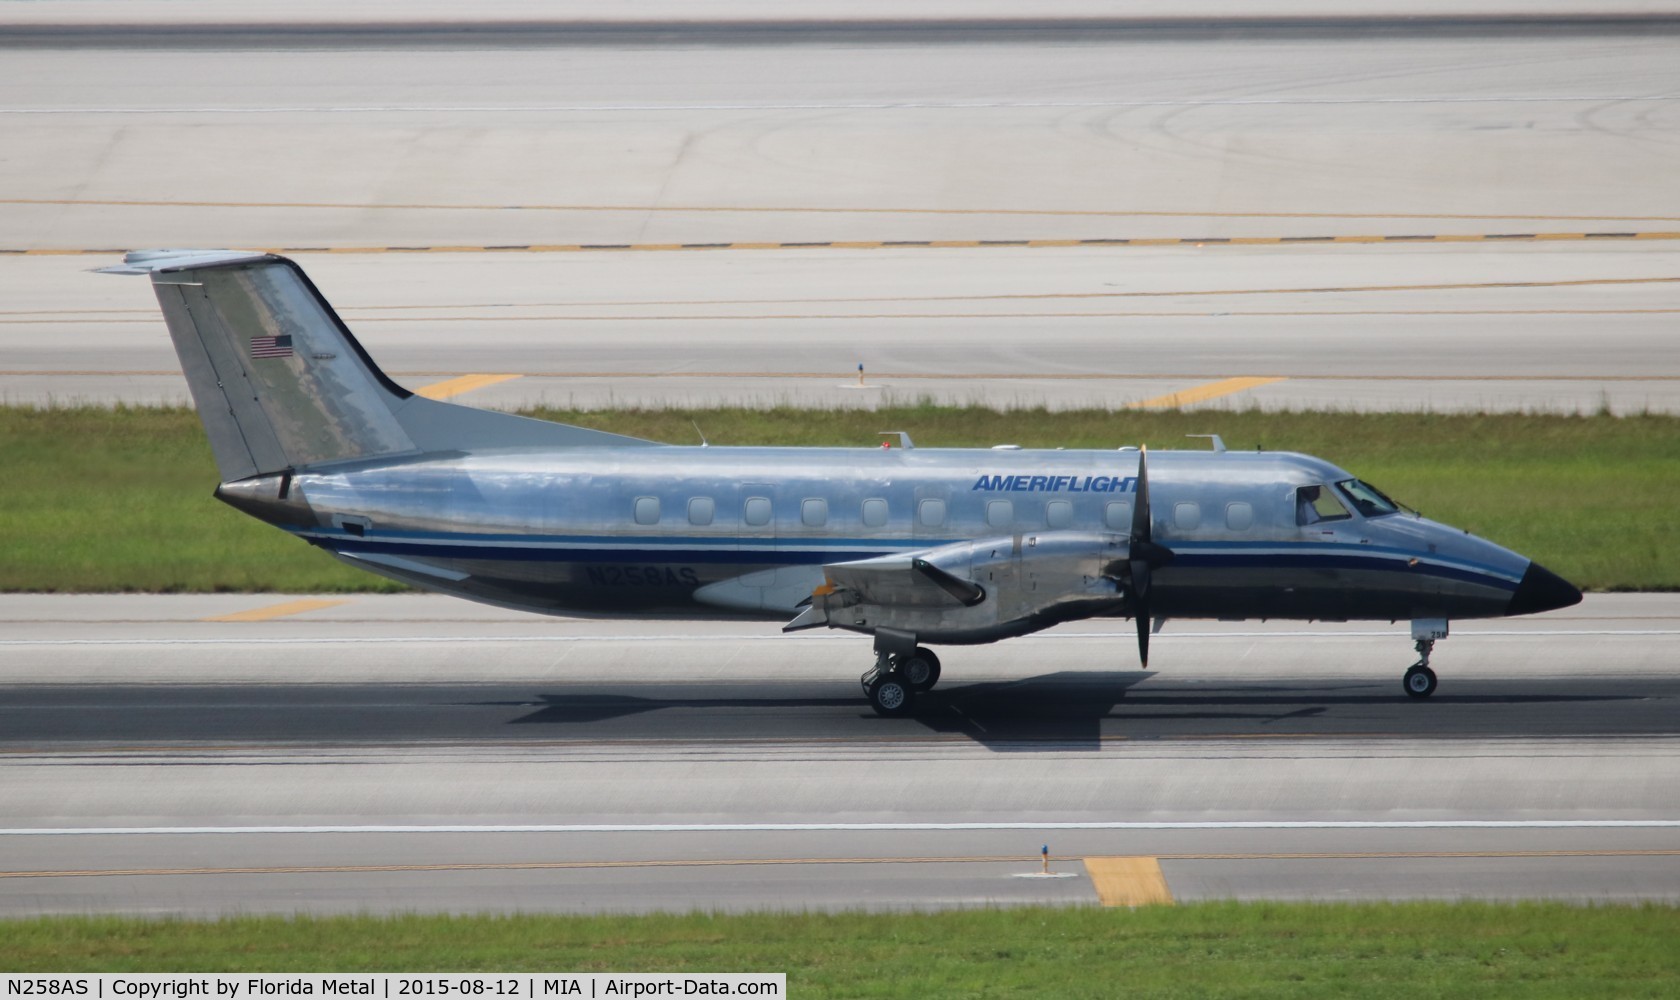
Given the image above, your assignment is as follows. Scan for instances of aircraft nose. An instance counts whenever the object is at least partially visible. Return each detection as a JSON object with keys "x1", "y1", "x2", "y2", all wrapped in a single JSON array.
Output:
[{"x1": 1506, "y1": 561, "x2": 1583, "y2": 616}]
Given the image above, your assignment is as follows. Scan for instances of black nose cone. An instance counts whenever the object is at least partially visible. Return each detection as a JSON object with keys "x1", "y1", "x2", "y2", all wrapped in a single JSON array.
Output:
[{"x1": 1506, "y1": 561, "x2": 1583, "y2": 616}]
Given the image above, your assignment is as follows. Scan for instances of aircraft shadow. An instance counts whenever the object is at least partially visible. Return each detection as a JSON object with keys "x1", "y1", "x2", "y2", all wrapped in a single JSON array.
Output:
[{"x1": 492, "y1": 672, "x2": 1647, "y2": 751}]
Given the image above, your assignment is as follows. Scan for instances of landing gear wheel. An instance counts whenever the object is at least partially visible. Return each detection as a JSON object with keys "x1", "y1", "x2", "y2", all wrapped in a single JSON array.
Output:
[
  {"x1": 1403, "y1": 664, "x2": 1438, "y2": 699},
  {"x1": 899, "y1": 648, "x2": 943, "y2": 692},
  {"x1": 866, "y1": 673, "x2": 915, "y2": 717}
]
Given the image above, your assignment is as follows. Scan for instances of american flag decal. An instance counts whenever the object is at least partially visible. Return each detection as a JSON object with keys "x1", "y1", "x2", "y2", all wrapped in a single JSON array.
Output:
[{"x1": 250, "y1": 334, "x2": 294, "y2": 359}]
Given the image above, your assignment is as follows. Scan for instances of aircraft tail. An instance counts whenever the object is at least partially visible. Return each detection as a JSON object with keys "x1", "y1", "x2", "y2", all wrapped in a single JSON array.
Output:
[{"x1": 105, "y1": 250, "x2": 652, "y2": 482}]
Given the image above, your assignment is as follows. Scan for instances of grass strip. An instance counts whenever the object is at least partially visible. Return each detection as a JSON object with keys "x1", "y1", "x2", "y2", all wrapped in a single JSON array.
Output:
[
  {"x1": 3, "y1": 405, "x2": 1676, "y2": 592},
  {"x1": 4, "y1": 904, "x2": 1680, "y2": 997}
]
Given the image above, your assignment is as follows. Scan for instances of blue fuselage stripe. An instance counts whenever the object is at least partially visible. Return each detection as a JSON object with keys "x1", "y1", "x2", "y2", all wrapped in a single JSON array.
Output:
[{"x1": 302, "y1": 529, "x2": 1518, "y2": 591}]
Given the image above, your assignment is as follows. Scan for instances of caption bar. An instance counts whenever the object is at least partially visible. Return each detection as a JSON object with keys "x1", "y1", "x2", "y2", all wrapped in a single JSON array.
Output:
[{"x1": 5, "y1": 976, "x2": 783, "y2": 999}]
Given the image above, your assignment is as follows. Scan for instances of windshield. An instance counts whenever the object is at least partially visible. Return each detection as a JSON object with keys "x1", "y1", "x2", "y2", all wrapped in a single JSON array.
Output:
[{"x1": 1336, "y1": 478, "x2": 1407, "y2": 518}]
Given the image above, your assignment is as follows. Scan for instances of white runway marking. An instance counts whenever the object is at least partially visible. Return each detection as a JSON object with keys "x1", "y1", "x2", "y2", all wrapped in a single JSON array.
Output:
[
  {"x1": 3, "y1": 95, "x2": 1676, "y2": 115},
  {"x1": 4, "y1": 820, "x2": 1679, "y2": 836}
]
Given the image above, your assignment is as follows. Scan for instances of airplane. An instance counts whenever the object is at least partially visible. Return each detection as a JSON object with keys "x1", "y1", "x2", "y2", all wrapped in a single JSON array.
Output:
[{"x1": 105, "y1": 249, "x2": 1584, "y2": 716}]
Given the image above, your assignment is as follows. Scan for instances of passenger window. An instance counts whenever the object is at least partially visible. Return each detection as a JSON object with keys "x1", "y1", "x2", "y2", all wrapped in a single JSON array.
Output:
[
  {"x1": 918, "y1": 498, "x2": 946, "y2": 527},
  {"x1": 1225, "y1": 501, "x2": 1253, "y2": 531},
  {"x1": 1173, "y1": 501, "x2": 1201, "y2": 530},
  {"x1": 744, "y1": 496, "x2": 771, "y2": 527},
  {"x1": 633, "y1": 496, "x2": 660, "y2": 526},
  {"x1": 801, "y1": 498, "x2": 828, "y2": 528},
  {"x1": 1296, "y1": 485, "x2": 1351, "y2": 525},
  {"x1": 861, "y1": 498, "x2": 888, "y2": 528},
  {"x1": 1103, "y1": 501, "x2": 1132, "y2": 531},
  {"x1": 986, "y1": 500, "x2": 1013, "y2": 529},
  {"x1": 688, "y1": 497, "x2": 714, "y2": 526},
  {"x1": 1045, "y1": 499, "x2": 1073, "y2": 529}
]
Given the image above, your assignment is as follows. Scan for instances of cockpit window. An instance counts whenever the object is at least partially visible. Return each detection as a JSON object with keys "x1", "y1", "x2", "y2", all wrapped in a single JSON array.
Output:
[
  {"x1": 1296, "y1": 485, "x2": 1351, "y2": 525},
  {"x1": 1336, "y1": 478, "x2": 1403, "y2": 518}
]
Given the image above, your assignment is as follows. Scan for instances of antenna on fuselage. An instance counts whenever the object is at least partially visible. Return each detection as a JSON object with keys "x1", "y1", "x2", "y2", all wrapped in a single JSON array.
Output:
[
  {"x1": 1187, "y1": 434, "x2": 1227, "y2": 453},
  {"x1": 691, "y1": 421, "x2": 709, "y2": 447}
]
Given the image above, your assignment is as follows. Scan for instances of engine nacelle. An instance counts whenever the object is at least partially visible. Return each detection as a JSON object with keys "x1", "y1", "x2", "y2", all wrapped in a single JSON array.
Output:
[{"x1": 805, "y1": 531, "x2": 1131, "y2": 645}]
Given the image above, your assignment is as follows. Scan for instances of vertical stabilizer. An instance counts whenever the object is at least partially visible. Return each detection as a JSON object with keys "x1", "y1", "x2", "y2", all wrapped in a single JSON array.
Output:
[{"x1": 104, "y1": 250, "x2": 654, "y2": 481}]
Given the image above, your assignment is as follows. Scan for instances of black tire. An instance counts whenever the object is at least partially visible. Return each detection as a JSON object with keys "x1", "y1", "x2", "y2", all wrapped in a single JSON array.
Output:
[
  {"x1": 867, "y1": 674, "x2": 915, "y2": 716},
  {"x1": 900, "y1": 650, "x2": 943, "y2": 692},
  {"x1": 1403, "y1": 664, "x2": 1438, "y2": 698}
]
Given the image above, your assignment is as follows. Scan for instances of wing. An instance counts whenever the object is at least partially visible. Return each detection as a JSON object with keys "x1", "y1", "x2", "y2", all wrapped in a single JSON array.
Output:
[{"x1": 785, "y1": 532, "x2": 1130, "y2": 644}]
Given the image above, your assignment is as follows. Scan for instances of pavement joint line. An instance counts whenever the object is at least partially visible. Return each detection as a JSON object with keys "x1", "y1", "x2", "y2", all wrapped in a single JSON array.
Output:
[
  {"x1": 6, "y1": 232, "x2": 1680, "y2": 257},
  {"x1": 200, "y1": 599, "x2": 349, "y2": 623},
  {"x1": 1128, "y1": 376, "x2": 1286, "y2": 409},
  {"x1": 1, "y1": 94, "x2": 1678, "y2": 116},
  {"x1": 16, "y1": 849, "x2": 1675, "y2": 881},
  {"x1": 12, "y1": 308, "x2": 1680, "y2": 322},
  {"x1": 6, "y1": 371, "x2": 1679, "y2": 382},
  {"x1": 413, "y1": 373, "x2": 522, "y2": 400},
  {"x1": 1085, "y1": 856, "x2": 1175, "y2": 906},
  {"x1": 8, "y1": 272, "x2": 1680, "y2": 314},
  {"x1": 6, "y1": 197, "x2": 1680, "y2": 223},
  {"x1": 4, "y1": 821, "x2": 1680, "y2": 836}
]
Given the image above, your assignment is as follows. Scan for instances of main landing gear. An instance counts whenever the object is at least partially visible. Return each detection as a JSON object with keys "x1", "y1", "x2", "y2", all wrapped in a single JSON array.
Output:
[{"x1": 862, "y1": 646, "x2": 942, "y2": 716}]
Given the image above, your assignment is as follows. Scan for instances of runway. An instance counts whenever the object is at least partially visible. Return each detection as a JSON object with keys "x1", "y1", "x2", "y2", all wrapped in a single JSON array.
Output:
[
  {"x1": 3, "y1": 15, "x2": 1678, "y2": 411},
  {"x1": 2, "y1": 593, "x2": 1677, "y2": 914}
]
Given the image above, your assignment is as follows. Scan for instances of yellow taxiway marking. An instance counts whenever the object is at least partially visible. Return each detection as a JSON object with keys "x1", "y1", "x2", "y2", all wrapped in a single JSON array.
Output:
[
  {"x1": 1129, "y1": 376, "x2": 1286, "y2": 409},
  {"x1": 413, "y1": 373, "x2": 522, "y2": 400},
  {"x1": 201, "y1": 599, "x2": 348, "y2": 623},
  {"x1": 1083, "y1": 857, "x2": 1175, "y2": 907},
  {"x1": 8, "y1": 232, "x2": 1680, "y2": 257},
  {"x1": 6, "y1": 850, "x2": 1678, "y2": 881}
]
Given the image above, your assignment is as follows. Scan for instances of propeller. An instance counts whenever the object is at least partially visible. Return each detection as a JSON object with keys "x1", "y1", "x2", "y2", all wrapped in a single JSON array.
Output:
[{"x1": 1127, "y1": 446, "x2": 1175, "y2": 666}]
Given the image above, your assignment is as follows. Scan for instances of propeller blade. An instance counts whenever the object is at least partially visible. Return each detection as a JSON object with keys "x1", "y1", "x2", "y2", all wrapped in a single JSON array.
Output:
[
  {"x1": 1127, "y1": 445, "x2": 1165, "y2": 668},
  {"x1": 1131, "y1": 445, "x2": 1151, "y2": 545}
]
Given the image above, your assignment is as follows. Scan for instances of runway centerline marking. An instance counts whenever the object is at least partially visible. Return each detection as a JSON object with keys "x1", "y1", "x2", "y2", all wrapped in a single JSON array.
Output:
[
  {"x1": 1084, "y1": 856, "x2": 1175, "y2": 906},
  {"x1": 413, "y1": 373, "x2": 522, "y2": 400},
  {"x1": 1129, "y1": 376, "x2": 1285, "y2": 409},
  {"x1": 5, "y1": 820, "x2": 1680, "y2": 836},
  {"x1": 201, "y1": 599, "x2": 348, "y2": 623},
  {"x1": 13, "y1": 853, "x2": 1680, "y2": 887}
]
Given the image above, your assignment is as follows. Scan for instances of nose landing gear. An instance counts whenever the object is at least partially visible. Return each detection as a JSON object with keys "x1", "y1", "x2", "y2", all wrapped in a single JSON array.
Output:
[
  {"x1": 1403, "y1": 640, "x2": 1437, "y2": 698},
  {"x1": 1403, "y1": 619, "x2": 1447, "y2": 698}
]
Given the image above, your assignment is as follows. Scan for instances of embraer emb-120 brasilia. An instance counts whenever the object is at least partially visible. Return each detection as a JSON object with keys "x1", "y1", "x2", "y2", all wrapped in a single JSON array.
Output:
[{"x1": 107, "y1": 250, "x2": 1583, "y2": 715}]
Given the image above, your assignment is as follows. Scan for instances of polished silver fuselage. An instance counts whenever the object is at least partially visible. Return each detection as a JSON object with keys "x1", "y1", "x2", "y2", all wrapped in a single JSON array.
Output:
[{"x1": 225, "y1": 444, "x2": 1532, "y2": 626}]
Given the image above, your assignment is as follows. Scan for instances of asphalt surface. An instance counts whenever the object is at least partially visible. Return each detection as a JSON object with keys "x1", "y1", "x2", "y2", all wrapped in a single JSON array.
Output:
[{"x1": 2, "y1": 593, "x2": 1676, "y2": 914}]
